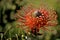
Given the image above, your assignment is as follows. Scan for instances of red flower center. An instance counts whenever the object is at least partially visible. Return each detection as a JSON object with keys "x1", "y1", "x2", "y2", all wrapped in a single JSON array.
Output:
[{"x1": 24, "y1": 9, "x2": 49, "y2": 34}]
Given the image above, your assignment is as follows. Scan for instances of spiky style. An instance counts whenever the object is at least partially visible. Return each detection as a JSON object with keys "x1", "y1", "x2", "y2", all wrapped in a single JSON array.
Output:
[{"x1": 15, "y1": 4, "x2": 58, "y2": 35}]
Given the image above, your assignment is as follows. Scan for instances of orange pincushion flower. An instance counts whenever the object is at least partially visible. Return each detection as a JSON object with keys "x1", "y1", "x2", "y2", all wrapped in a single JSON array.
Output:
[{"x1": 16, "y1": 5, "x2": 58, "y2": 35}]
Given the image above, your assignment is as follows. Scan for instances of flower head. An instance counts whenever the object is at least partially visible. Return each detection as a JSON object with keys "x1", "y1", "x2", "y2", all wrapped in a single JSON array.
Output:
[{"x1": 16, "y1": 5, "x2": 58, "y2": 35}]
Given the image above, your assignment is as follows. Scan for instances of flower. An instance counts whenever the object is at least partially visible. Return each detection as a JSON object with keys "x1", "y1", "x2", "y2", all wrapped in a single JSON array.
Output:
[{"x1": 16, "y1": 5, "x2": 58, "y2": 35}]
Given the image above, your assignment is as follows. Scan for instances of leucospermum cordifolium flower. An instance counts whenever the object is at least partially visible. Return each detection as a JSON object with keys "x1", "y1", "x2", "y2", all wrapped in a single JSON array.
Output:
[{"x1": 15, "y1": 4, "x2": 58, "y2": 35}]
